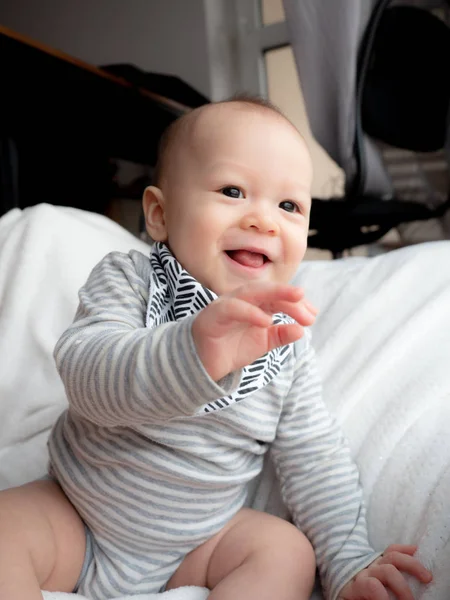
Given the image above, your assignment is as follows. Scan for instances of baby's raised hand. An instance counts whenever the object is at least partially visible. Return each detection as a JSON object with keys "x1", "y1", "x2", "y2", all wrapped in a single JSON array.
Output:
[
  {"x1": 338, "y1": 545, "x2": 432, "y2": 600},
  {"x1": 191, "y1": 281, "x2": 317, "y2": 382}
]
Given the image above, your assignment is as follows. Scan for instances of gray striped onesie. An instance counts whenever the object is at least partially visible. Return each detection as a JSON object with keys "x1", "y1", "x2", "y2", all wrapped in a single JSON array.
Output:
[{"x1": 47, "y1": 249, "x2": 380, "y2": 600}]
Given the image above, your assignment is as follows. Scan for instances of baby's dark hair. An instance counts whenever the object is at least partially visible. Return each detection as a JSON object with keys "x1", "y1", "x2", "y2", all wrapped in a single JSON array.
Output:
[{"x1": 152, "y1": 94, "x2": 289, "y2": 187}]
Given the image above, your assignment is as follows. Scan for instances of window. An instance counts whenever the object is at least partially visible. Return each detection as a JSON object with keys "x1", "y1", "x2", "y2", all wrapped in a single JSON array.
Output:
[{"x1": 206, "y1": 0, "x2": 344, "y2": 199}]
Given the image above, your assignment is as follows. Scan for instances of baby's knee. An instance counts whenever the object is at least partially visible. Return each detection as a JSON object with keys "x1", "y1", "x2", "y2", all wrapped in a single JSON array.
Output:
[
  {"x1": 267, "y1": 518, "x2": 316, "y2": 574},
  {"x1": 0, "y1": 485, "x2": 34, "y2": 542},
  {"x1": 242, "y1": 513, "x2": 316, "y2": 596}
]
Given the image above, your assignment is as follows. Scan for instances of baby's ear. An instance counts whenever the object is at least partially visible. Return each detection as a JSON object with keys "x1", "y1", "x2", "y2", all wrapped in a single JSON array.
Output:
[{"x1": 142, "y1": 186, "x2": 167, "y2": 242}]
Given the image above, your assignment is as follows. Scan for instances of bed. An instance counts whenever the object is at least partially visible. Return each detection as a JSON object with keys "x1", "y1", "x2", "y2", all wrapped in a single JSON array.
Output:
[{"x1": 1, "y1": 203, "x2": 449, "y2": 600}]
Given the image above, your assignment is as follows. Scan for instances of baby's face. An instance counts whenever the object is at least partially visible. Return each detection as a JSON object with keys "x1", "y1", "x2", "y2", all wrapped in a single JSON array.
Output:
[{"x1": 152, "y1": 104, "x2": 312, "y2": 296}]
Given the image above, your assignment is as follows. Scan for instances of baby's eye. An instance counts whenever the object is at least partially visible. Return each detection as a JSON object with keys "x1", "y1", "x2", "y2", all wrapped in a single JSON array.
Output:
[
  {"x1": 279, "y1": 200, "x2": 299, "y2": 213},
  {"x1": 221, "y1": 186, "x2": 244, "y2": 199}
]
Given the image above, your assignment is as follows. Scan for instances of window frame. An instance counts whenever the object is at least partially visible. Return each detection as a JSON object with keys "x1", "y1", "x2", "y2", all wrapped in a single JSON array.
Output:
[{"x1": 204, "y1": 0, "x2": 291, "y2": 100}]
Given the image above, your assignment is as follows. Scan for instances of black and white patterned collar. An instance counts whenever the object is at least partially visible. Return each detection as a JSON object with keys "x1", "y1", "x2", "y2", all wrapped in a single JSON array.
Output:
[{"x1": 146, "y1": 242, "x2": 293, "y2": 413}]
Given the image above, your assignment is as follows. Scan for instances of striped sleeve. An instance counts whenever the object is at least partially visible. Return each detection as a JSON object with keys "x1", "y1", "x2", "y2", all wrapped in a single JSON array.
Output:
[
  {"x1": 270, "y1": 341, "x2": 381, "y2": 600},
  {"x1": 54, "y1": 250, "x2": 241, "y2": 427}
]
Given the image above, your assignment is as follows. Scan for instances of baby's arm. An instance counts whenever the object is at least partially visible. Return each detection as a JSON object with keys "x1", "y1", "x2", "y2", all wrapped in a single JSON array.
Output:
[
  {"x1": 271, "y1": 344, "x2": 432, "y2": 600},
  {"x1": 56, "y1": 251, "x2": 315, "y2": 428},
  {"x1": 55, "y1": 251, "x2": 241, "y2": 426}
]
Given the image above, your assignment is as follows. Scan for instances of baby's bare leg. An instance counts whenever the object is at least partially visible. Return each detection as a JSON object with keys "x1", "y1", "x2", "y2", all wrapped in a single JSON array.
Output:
[
  {"x1": 0, "y1": 479, "x2": 86, "y2": 600},
  {"x1": 166, "y1": 508, "x2": 316, "y2": 600}
]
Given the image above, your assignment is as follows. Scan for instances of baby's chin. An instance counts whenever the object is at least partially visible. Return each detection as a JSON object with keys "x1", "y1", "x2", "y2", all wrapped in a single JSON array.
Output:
[{"x1": 204, "y1": 276, "x2": 288, "y2": 297}]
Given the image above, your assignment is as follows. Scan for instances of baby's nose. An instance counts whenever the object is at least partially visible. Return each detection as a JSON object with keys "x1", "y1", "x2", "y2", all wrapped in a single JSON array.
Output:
[{"x1": 240, "y1": 213, "x2": 280, "y2": 236}]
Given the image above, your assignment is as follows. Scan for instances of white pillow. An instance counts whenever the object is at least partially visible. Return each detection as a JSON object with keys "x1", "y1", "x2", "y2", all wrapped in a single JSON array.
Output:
[{"x1": 0, "y1": 204, "x2": 150, "y2": 488}]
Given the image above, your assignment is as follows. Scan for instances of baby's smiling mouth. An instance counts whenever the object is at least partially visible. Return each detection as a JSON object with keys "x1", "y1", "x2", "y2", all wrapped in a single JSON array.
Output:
[{"x1": 225, "y1": 250, "x2": 270, "y2": 268}]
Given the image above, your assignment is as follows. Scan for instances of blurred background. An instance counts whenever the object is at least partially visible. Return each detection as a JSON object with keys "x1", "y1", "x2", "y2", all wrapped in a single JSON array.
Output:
[{"x1": 0, "y1": 0, "x2": 448, "y2": 259}]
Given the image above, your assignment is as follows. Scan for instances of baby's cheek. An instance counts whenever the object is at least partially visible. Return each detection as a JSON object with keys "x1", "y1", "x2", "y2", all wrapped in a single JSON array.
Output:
[
  {"x1": 284, "y1": 249, "x2": 307, "y2": 282},
  {"x1": 293, "y1": 240, "x2": 307, "y2": 265}
]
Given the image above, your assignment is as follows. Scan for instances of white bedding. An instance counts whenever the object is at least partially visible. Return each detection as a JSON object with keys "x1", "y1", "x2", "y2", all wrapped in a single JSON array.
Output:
[{"x1": 1, "y1": 203, "x2": 450, "y2": 600}]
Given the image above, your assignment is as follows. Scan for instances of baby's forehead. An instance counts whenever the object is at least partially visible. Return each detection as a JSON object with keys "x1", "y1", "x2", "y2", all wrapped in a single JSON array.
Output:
[
  {"x1": 164, "y1": 104, "x2": 245, "y2": 167},
  {"x1": 158, "y1": 101, "x2": 311, "y2": 186},
  {"x1": 189, "y1": 102, "x2": 282, "y2": 137},
  {"x1": 182, "y1": 103, "x2": 240, "y2": 145},
  {"x1": 185, "y1": 102, "x2": 306, "y2": 152}
]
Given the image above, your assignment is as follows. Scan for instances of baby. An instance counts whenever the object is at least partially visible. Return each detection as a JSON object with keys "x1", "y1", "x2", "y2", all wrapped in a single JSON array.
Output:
[{"x1": 0, "y1": 97, "x2": 432, "y2": 600}]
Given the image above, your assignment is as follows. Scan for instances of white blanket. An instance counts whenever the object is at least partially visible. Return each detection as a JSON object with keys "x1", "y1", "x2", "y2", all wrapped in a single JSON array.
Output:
[{"x1": 1, "y1": 204, "x2": 450, "y2": 600}]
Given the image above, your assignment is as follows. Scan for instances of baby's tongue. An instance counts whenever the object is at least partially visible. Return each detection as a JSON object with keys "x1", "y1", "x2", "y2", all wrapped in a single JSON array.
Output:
[{"x1": 228, "y1": 250, "x2": 265, "y2": 268}]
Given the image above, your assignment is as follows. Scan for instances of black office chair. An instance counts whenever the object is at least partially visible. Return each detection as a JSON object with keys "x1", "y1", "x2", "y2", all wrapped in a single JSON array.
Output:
[{"x1": 306, "y1": 1, "x2": 450, "y2": 257}]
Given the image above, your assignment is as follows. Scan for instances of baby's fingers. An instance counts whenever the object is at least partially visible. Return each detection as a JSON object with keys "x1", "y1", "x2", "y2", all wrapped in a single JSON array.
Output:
[
  {"x1": 379, "y1": 550, "x2": 432, "y2": 584},
  {"x1": 367, "y1": 565, "x2": 414, "y2": 600},
  {"x1": 289, "y1": 299, "x2": 317, "y2": 326},
  {"x1": 231, "y1": 282, "x2": 317, "y2": 325},
  {"x1": 256, "y1": 298, "x2": 315, "y2": 326},
  {"x1": 214, "y1": 297, "x2": 273, "y2": 329},
  {"x1": 303, "y1": 298, "x2": 318, "y2": 315},
  {"x1": 384, "y1": 545, "x2": 418, "y2": 556},
  {"x1": 233, "y1": 282, "x2": 305, "y2": 308},
  {"x1": 267, "y1": 322, "x2": 304, "y2": 350},
  {"x1": 343, "y1": 577, "x2": 389, "y2": 600}
]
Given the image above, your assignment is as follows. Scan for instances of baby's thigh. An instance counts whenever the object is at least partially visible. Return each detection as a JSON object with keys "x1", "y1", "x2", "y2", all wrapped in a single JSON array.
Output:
[
  {"x1": 166, "y1": 508, "x2": 316, "y2": 591},
  {"x1": 0, "y1": 479, "x2": 86, "y2": 592}
]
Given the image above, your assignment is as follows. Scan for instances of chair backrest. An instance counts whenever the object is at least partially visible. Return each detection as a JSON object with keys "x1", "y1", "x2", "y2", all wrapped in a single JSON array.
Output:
[
  {"x1": 353, "y1": 2, "x2": 450, "y2": 200},
  {"x1": 285, "y1": 0, "x2": 449, "y2": 199},
  {"x1": 361, "y1": 5, "x2": 450, "y2": 153}
]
